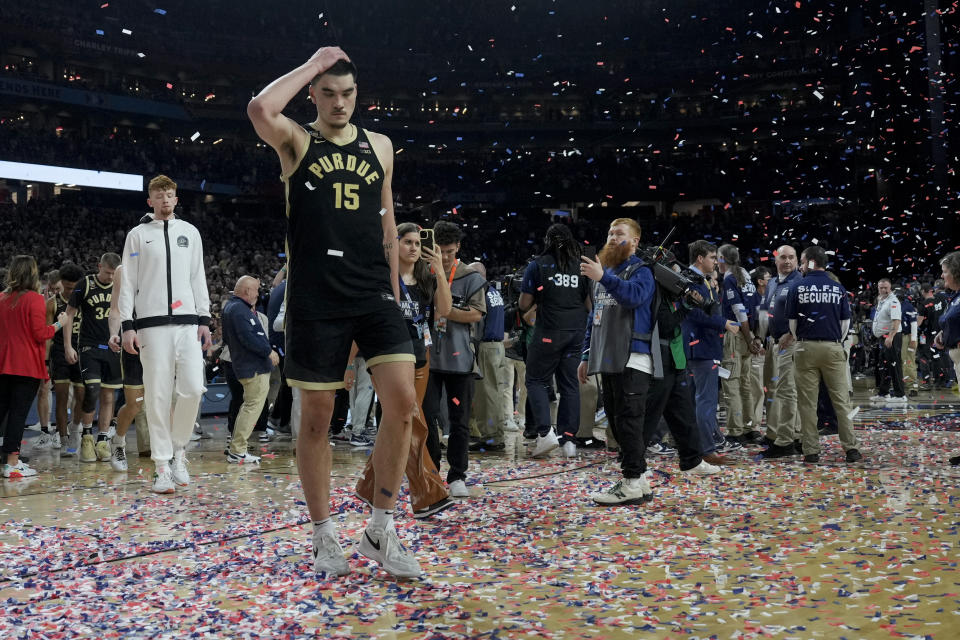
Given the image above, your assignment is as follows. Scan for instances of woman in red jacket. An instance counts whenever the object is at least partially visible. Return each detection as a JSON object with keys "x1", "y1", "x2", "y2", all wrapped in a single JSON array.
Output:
[{"x1": 1, "y1": 255, "x2": 67, "y2": 479}]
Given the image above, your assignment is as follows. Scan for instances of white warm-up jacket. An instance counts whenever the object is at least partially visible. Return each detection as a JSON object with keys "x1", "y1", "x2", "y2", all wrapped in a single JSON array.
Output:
[{"x1": 117, "y1": 213, "x2": 211, "y2": 332}]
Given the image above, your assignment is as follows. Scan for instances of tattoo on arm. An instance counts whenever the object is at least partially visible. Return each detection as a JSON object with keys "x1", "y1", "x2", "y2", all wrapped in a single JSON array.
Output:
[{"x1": 383, "y1": 241, "x2": 393, "y2": 262}]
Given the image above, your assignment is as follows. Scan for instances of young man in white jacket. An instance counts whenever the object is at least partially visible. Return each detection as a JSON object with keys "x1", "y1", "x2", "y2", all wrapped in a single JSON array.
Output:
[{"x1": 117, "y1": 174, "x2": 212, "y2": 494}]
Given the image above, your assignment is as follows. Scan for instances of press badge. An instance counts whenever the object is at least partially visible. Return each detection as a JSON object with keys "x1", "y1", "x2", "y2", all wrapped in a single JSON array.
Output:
[
  {"x1": 423, "y1": 324, "x2": 433, "y2": 347},
  {"x1": 593, "y1": 302, "x2": 604, "y2": 326}
]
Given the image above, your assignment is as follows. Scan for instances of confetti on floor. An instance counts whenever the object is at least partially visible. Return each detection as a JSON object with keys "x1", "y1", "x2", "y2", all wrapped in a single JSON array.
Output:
[{"x1": 2, "y1": 394, "x2": 959, "y2": 639}]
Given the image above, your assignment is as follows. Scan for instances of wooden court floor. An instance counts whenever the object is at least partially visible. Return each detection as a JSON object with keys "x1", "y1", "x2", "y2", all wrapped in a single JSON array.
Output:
[{"x1": 2, "y1": 389, "x2": 959, "y2": 639}]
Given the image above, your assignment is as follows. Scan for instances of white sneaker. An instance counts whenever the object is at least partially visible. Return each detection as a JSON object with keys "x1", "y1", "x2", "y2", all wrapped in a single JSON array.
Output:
[
  {"x1": 870, "y1": 394, "x2": 891, "y2": 403},
  {"x1": 152, "y1": 466, "x2": 175, "y2": 494},
  {"x1": 590, "y1": 477, "x2": 652, "y2": 505},
  {"x1": 171, "y1": 450, "x2": 190, "y2": 486},
  {"x1": 111, "y1": 446, "x2": 128, "y2": 472},
  {"x1": 503, "y1": 420, "x2": 520, "y2": 433},
  {"x1": 312, "y1": 531, "x2": 350, "y2": 577},
  {"x1": 885, "y1": 396, "x2": 908, "y2": 405},
  {"x1": 449, "y1": 479, "x2": 469, "y2": 498},
  {"x1": 531, "y1": 430, "x2": 559, "y2": 458},
  {"x1": 2, "y1": 460, "x2": 38, "y2": 479},
  {"x1": 684, "y1": 460, "x2": 722, "y2": 476},
  {"x1": 51, "y1": 432, "x2": 62, "y2": 449},
  {"x1": 358, "y1": 523, "x2": 423, "y2": 578},
  {"x1": 63, "y1": 429, "x2": 81, "y2": 456},
  {"x1": 226, "y1": 451, "x2": 261, "y2": 465},
  {"x1": 561, "y1": 441, "x2": 577, "y2": 458},
  {"x1": 31, "y1": 432, "x2": 56, "y2": 450}
]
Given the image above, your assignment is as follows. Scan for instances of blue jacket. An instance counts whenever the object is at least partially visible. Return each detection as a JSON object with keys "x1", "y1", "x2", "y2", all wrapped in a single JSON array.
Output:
[
  {"x1": 267, "y1": 280, "x2": 285, "y2": 351},
  {"x1": 900, "y1": 297, "x2": 917, "y2": 334},
  {"x1": 939, "y1": 290, "x2": 960, "y2": 349},
  {"x1": 582, "y1": 256, "x2": 655, "y2": 356},
  {"x1": 222, "y1": 295, "x2": 273, "y2": 379},
  {"x1": 722, "y1": 268, "x2": 758, "y2": 330},
  {"x1": 682, "y1": 267, "x2": 726, "y2": 361}
]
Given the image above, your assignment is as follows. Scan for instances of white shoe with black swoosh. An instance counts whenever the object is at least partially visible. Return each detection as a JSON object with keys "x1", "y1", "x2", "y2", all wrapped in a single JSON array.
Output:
[
  {"x1": 312, "y1": 532, "x2": 349, "y2": 577},
  {"x1": 358, "y1": 523, "x2": 422, "y2": 578}
]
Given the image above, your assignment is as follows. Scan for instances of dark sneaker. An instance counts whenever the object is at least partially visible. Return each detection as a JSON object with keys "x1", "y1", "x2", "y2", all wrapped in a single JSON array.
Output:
[
  {"x1": 719, "y1": 438, "x2": 743, "y2": 453},
  {"x1": 844, "y1": 448, "x2": 863, "y2": 463},
  {"x1": 413, "y1": 497, "x2": 455, "y2": 519},
  {"x1": 760, "y1": 444, "x2": 797, "y2": 459},
  {"x1": 742, "y1": 431, "x2": 764, "y2": 445},
  {"x1": 350, "y1": 432, "x2": 374, "y2": 448},
  {"x1": 950, "y1": 455, "x2": 960, "y2": 466},
  {"x1": 803, "y1": 454, "x2": 819, "y2": 464},
  {"x1": 577, "y1": 437, "x2": 606, "y2": 449},
  {"x1": 469, "y1": 440, "x2": 505, "y2": 452}
]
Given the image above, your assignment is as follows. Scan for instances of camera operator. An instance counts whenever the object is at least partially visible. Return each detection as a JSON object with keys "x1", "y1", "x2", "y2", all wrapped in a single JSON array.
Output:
[
  {"x1": 635, "y1": 242, "x2": 727, "y2": 472},
  {"x1": 519, "y1": 223, "x2": 592, "y2": 459}
]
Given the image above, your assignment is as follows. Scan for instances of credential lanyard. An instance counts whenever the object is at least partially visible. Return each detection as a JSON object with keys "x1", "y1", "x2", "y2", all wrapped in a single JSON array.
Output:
[
  {"x1": 447, "y1": 260, "x2": 458, "y2": 286},
  {"x1": 398, "y1": 277, "x2": 425, "y2": 324}
]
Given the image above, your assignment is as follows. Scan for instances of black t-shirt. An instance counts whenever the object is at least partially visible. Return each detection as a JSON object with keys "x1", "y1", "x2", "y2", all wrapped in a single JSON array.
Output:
[
  {"x1": 69, "y1": 275, "x2": 113, "y2": 347},
  {"x1": 399, "y1": 278, "x2": 431, "y2": 366},
  {"x1": 918, "y1": 293, "x2": 948, "y2": 338},
  {"x1": 521, "y1": 255, "x2": 590, "y2": 331}
]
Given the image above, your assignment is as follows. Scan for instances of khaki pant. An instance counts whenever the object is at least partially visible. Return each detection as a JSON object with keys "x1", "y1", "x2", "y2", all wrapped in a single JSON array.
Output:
[
  {"x1": 502, "y1": 358, "x2": 526, "y2": 426},
  {"x1": 230, "y1": 372, "x2": 270, "y2": 455},
  {"x1": 721, "y1": 332, "x2": 753, "y2": 436},
  {"x1": 795, "y1": 341, "x2": 857, "y2": 455},
  {"x1": 748, "y1": 353, "x2": 766, "y2": 429},
  {"x1": 470, "y1": 342, "x2": 509, "y2": 444},
  {"x1": 578, "y1": 373, "x2": 599, "y2": 438},
  {"x1": 766, "y1": 341, "x2": 800, "y2": 446},
  {"x1": 951, "y1": 348, "x2": 960, "y2": 390},
  {"x1": 901, "y1": 336, "x2": 918, "y2": 390}
]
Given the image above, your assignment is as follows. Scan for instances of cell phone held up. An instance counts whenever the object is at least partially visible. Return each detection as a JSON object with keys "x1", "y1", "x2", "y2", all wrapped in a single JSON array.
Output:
[{"x1": 420, "y1": 228, "x2": 435, "y2": 252}]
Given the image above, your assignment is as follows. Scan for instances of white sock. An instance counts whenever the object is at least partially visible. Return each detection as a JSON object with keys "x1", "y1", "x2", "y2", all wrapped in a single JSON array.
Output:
[
  {"x1": 112, "y1": 434, "x2": 125, "y2": 447},
  {"x1": 368, "y1": 508, "x2": 393, "y2": 534},
  {"x1": 313, "y1": 518, "x2": 335, "y2": 538}
]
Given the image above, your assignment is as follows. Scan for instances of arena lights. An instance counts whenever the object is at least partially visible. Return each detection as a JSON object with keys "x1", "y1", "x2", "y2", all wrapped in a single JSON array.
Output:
[{"x1": 0, "y1": 161, "x2": 143, "y2": 191}]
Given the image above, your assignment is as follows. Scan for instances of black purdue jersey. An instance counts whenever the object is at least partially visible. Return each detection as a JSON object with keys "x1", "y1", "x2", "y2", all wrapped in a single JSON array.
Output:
[
  {"x1": 69, "y1": 275, "x2": 113, "y2": 347},
  {"x1": 51, "y1": 292, "x2": 79, "y2": 349},
  {"x1": 284, "y1": 124, "x2": 392, "y2": 320}
]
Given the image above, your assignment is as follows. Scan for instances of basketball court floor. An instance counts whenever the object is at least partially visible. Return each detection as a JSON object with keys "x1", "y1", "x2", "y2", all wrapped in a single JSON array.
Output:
[{"x1": 2, "y1": 388, "x2": 959, "y2": 638}]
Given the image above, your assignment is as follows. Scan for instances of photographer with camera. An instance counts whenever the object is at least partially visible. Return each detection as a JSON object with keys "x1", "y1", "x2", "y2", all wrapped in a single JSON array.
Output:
[
  {"x1": 632, "y1": 239, "x2": 726, "y2": 474},
  {"x1": 519, "y1": 223, "x2": 592, "y2": 459}
]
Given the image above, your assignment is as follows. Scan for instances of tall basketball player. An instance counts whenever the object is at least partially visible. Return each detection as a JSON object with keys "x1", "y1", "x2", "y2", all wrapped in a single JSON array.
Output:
[{"x1": 248, "y1": 47, "x2": 421, "y2": 578}]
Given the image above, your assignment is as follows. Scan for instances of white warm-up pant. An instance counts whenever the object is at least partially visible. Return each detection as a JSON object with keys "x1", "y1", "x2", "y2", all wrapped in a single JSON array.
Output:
[
  {"x1": 138, "y1": 325, "x2": 206, "y2": 464},
  {"x1": 349, "y1": 356, "x2": 375, "y2": 429}
]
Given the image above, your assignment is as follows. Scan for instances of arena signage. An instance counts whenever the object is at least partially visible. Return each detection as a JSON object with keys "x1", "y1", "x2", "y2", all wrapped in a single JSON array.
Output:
[{"x1": 0, "y1": 161, "x2": 143, "y2": 191}]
